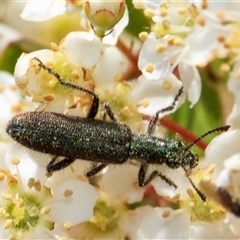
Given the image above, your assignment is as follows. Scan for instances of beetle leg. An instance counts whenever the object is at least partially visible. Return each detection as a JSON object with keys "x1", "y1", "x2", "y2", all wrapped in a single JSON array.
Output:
[
  {"x1": 138, "y1": 163, "x2": 177, "y2": 189},
  {"x1": 33, "y1": 57, "x2": 99, "y2": 119},
  {"x1": 147, "y1": 87, "x2": 184, "y2": 136},
  {"x1": 86, "y1": 163, "x2": 108, "y2": 177},
  {"x1": 101, "y1": 102, "x2": 118, "y2": 122},
  {"x1": 47, "y1": 156, "x2": 75, "y2": 172}
]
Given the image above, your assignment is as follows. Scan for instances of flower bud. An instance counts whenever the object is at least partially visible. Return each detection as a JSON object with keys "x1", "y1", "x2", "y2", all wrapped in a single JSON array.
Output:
[{"x1": 84, "y1": 0, "x2": 126, "y2": 38}]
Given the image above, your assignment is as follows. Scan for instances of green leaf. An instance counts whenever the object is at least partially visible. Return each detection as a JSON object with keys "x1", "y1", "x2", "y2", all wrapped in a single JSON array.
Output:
[
  {"x1": 209, "y1": 58, "x2": 230, "y2": 83},
  {"x1": 125, "y1": 0, "x2": 151, "y2": 37},
  {"x1": 0, "y1": 44, "x2": 23, "y2": 74},
  {"x1": 0, "y1": 39, "x2": 45, "y2": 74}
]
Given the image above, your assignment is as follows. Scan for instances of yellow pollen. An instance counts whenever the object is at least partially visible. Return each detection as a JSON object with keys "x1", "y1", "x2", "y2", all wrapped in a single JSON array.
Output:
[
  {"x1": 220, "y1": 63, "x2": 230, "y2": 73},
  {"x1": 18, "y1": 82, "x2": 29, "y2": 89},
  {"x1": 202, "y1": 176, "x2": 212, "y2": 183},
  {"x1": 34, "y1": 180, "x2": 42, "y2": 191},
  {"x1": 189, "y1": 5, "x2": 198, "y2": 19},
  {"x1": 155, "y1": 44, "x2": 166, "y2": 53},
  {"x1": 12, "y1": 205, "x2": 25, "y2": 225},
  {"x1": 210, "y1": 208, "x2": 215, "y2": 214},
  {"x1": 144, "y1": 8, "x2": 154, "y2": 18},
  {"x1": 217, "y1": 36, "x2": 225, "y2": 43},
  {"x1": 136, "y1": 122, "x2": 143, "y2": 133},
  {"x1": 64, "y1": 189, "x2": 73, "y2": 197},
  {"x1": 187, "y1": 188, "x2": 195, "y2": 199},
  {"x1": 142, "y1": 98, "x2": 150, "y2": 108},
  {"x1": 216, "y1": 10, "x2": 225, "y2": 19},
  {"x1": 46, "y1": 171, "x2": 53, "y2": 178},
  {"x1": 128, "y1": 209, "x2": 136, "y2": 216},
  {"x1": 146, "y1": 63, "x2": 155, "y2": 73},
  {"x1": 44, "y1": 93, "x2": 55, "y2": 102},
  {"x1": 160, "y1": 7, "x2": 168, "y2": 17},
  {"x1": 224, "y1": 42, "x2": 232, "y2": 48},
  {"x1": 60, "y1": 237, "x2": 67, "y2": 240},
  {"x1": 48, "y1": 78, "x2": 58, "y2": 88},
  {"x1": 41, "y1": 205, "x2": 51, "y2": 215},
  {"x1": 46, "y1": 62, "x2": 54, "y2": 69},
  {"x1": 162, "y1": 20, "x2": 170, "y2": 30},
  {"x1": 4, "y1": 219, "x2": 12, "y2": 229},
  {"x1": 121, "y1": 80, "x2": 131, "y2": 89},
  {"x1": 0, "y1": 207, "x2": 6, "y2": 216},
  {"x1": 71, "y1": 70, "x2": 80, "y2": 79},
  {"x1": 29, "y1": 206, "x2": 39, "y2": 215},
  {"x1": 178, "y1": 7, "x2": 186, "y2": 15},
  {"x1": 190, "y1": 213, "x2": 197, "y2": 222},
  {"x1": 0, "y1": 85, "x2": 4, "y2": 92},
  {"x1": 197, "y1": 16, "x2": 205, "y2": 26},
  {"x1": 161, "y1": 2, "x2": 170, "y2": 9},
  {"x1": 162, "y1": 80, "x2": 172, "y2": 90},
  {"x1": 2, "y1": 192, "x2": 13, "y2": 201},
  {"x1": 189, "y1": 201, "x2": 195, "y2": 207},
  {"x1": 13, "y1": 197, "x2": 23, "y2": 207},
  {"x1": 11, "y1": 157, "x2": 20, "y2": 165},
  {"x1": 139, "y1": 31, "x2": 148, "y2": 42},
  {"x1": 162, "y1": 210, "x2": 171, "y2": 218},
  {"x1": 172, "y1": 193, "x2": 181, "y2": 201},
  {"x1": 207, "y1": 164, "x2": 216, "y2": 174},
  {"x1": 201, "y1": 0, "x2": 208, "y2": 9},
  {"x1": 0, "y1": 172, "x2": 5, "y2": 181},
  {"x1": 10, "y1": 84, "x2": 18, "y2": 91},
  {"x1": 34, "y1": 64, "x2": 42, "y2": 74},
  {"x1": 120, "y1": 106, "x2": 131, "y2": 116},
  {"x1": 11, "y1": 103, "x2": 23, "y2": 113},
  {"x1": 64, "y1": 221, "x2": 72, "y2": 231},
  {"x1": 167, "y1": 36, "x2": 175, "y2": 45},
  {"x1": 50, "y1": 42, "x2": 59, "y2": 51},
  {"x1": 28, "y1": 178, "x2": 35, "y2": 188},
  {"x1": 173, "y1": 37, "x2": 183, "y2": 46}
]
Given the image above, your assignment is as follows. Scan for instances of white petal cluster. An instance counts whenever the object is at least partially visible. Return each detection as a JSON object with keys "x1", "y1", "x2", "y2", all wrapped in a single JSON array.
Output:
[
  {"x1": 135, "y1": 0, "x2": 232, "y2": 107},
  {"x1": 14, "y1": 31, "x2": 127, "y2": 113}
]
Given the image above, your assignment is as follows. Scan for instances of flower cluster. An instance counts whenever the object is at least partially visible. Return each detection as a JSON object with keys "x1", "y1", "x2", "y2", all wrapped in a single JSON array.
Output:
[{"x1": 1, "y1": 0, "x2": 240, "y2": 239}]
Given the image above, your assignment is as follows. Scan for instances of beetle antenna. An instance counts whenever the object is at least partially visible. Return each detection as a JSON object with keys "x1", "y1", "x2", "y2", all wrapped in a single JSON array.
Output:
[
  {"x1": 182, "y1": 166, "x2": 206, "y2": 201},
  {"x1": 185, "y1": 125, "x2": 230, "y2": 151}
]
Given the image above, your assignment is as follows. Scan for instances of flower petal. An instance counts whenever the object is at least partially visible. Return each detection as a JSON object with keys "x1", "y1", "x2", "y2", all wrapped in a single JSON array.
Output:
[
  {"x1": 59, "y1": 31, "x2": 104, "y2": 69},
  {"x1": 21, "y1": 0, "x2": 66, "y2": 21},
  {"x1": 205, "y1": 129, "x2": 240, "y2": 176},
  {"x1": 132, "y1": 74, "x2": 184, "y2": 116},
  {"x1": 178, "y1": 62, "x2": 201, "y2": 108},
  {"x1": 99, "y1": 165, "x2": 144, "y2": 203},
  {"x1": 49, "y1": 179, "x2": 98, "y2": 225}
]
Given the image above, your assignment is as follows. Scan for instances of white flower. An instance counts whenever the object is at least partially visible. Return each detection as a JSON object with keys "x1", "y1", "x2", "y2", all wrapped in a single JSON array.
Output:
[
  {"x1": 137, "y1": 1, "x2": 230, "y2": 107},
  {"x1": 67, "y1": 166, "x2": 153, "y2": 239},
  {"x1": 1, "y1": 144, "x2": 98, "y2": 239},
  {"x1": 203, "y1": 128, "x2": 240, "y2": 236},
  {"x1": 192, "y1": 0, "x2": 240, "y2": 22},
  {"x1": 0, "y1": 71, "x2": 34, "y2": 167},
  {"x1": 20, "y1": 0, "x2": 128, "y2": 45},
  {"x1": 205, "y1": 130, "x2": 240, "y2": 178},
  {"x1": 20, "y1": 0, "x2": 66, "y2": 22},
  {"x1": 14, "y1": 31, "x2": 127, "y2": 113},
  {"x1": 138, "y1": 207, "x2": 237, "y2": 239}
]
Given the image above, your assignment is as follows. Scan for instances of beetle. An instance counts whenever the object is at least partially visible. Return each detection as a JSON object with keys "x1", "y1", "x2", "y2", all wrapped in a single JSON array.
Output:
[{"x1": 6, "y1": 57, "x2": 230, "y2": 201}]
